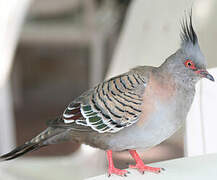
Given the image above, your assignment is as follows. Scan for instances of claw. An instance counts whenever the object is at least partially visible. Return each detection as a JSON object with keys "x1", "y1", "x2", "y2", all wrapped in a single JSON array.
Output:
[
  {"x1": 128, "y1": 150, "x2": 164, "y2": 175},
  {"x1": 129, "y1": 163, "x2": 162, "y2": 174},
  {"x1": 108, "y1": 168, "x2": 129, "y2": 177}
]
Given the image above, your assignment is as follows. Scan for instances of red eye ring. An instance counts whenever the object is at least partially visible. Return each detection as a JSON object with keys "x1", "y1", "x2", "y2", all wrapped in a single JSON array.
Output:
[{"x1": 184, "y1": 59, "x2": 196, "y2": 70}]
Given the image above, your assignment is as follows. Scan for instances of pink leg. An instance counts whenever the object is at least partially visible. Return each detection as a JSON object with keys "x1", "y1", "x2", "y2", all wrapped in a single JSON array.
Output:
[
  {"x1": 106, "y1": 150, "x2": 129, "y2": 177},
  {"x1": 129, "y1": 150, "x2": 163, "y2": 174}
]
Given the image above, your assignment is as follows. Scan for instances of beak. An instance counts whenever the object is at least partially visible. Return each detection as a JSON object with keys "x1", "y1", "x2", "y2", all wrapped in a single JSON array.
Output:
[{"x1": 197, "y1": 70, "x2": 215, "y2": 82}]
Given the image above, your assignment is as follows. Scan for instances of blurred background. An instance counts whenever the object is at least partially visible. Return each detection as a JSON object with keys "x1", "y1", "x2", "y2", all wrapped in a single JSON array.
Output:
[
  {"x1": 11, "y1": 0, "x2": 131, "y2": 157},
  {"x1": 1, "y1": 0, "x2": 217, "y2": 179}
]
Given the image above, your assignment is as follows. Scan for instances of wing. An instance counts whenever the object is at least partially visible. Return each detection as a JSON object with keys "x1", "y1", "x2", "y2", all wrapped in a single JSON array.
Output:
[{"x1": 62, "y1": 71, "x2": 147, "y2": 133}]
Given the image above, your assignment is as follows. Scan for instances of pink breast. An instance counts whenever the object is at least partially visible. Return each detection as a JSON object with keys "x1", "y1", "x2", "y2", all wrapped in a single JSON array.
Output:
[{"x1": 137, "y1": 73, "x2": 176, "y2": 127}]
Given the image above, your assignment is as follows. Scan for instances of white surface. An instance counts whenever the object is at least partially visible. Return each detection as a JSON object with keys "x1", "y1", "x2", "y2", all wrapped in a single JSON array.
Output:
[
  {"x1": 1, "y1": 152, "x2": 217, "y2": 180},
  {"x1": 0, "y1": 145, "x2": 105, "y2": 180},
  {"x1": 88, "y1": 153, "x2": 217, "y2": 180}
]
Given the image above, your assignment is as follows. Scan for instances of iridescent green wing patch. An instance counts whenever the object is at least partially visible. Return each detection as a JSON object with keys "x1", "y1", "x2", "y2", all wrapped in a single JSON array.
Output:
[{"x1": 80, "y1": 104, "x2": 123, "y2": 133}]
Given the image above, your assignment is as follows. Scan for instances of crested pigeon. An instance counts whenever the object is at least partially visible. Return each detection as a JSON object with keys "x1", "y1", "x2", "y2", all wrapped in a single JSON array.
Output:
[{"x1": 0, "y1": 13, "x2": 214, "y2": 177}]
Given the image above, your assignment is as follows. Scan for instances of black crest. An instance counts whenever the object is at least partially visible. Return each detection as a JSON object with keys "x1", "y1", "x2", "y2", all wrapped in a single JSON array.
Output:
[{"x1": 180, "y1": 11, "x2": 198, "y2": 46}]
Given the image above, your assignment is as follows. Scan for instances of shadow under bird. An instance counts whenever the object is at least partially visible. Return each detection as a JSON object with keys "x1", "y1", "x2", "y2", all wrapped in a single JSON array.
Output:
[{"x1": 0, "y1": 13, "x2": 215, "y2": 177}]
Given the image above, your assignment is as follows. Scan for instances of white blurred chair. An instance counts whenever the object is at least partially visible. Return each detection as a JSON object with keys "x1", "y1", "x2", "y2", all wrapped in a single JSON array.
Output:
[{"x1": 0, "y1": 0, "x2": 32, "y2": 154}]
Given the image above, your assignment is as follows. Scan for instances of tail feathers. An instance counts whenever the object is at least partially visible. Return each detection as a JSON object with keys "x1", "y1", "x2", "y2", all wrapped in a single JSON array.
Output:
[
  {"x1": 0, "y1": 126, "x2": 70, "y2": 161},
  {"x1": 0, "y1": 127, "x2": 56, "y2": 161},
  {"x1": 0, "y1": 142, "x2": 45, "y2": 161}
]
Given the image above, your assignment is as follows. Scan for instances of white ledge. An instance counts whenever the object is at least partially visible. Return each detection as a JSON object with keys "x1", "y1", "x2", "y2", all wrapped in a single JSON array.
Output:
[{"x1": 87, "y1": 153, "x2": 217, "y2": 180}]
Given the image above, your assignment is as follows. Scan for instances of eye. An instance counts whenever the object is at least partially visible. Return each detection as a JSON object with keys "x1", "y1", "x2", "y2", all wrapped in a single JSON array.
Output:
[
  {"x1": 184, "y1": 59, "x2": 196, "y2": 70},
  {"x1": 187, "y1": 62, "x2": 192, "y2": 67}
]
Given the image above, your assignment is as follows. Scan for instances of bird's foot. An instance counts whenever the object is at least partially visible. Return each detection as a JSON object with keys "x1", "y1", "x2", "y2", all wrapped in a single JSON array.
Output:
[
  {"x1": 108, "y1": 167, "x2": 129, "y2": 177},
  {"x1": 129, "y1": 163, "x2": 163, "y2": 174}
]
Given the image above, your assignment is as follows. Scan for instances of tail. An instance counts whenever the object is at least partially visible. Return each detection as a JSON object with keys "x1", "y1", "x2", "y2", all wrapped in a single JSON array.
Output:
[
  {"x1": 0, "y1": 142, "x2": 44, "y2": 161},
  {"x1": 0, "y1": 126, "x2": 69, "y2": 161}
]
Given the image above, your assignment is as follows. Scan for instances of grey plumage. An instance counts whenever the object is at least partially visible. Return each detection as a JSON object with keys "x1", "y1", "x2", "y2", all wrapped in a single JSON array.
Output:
[{"x1": 0, "y1": 12, "x2": 214, "y2": 177}]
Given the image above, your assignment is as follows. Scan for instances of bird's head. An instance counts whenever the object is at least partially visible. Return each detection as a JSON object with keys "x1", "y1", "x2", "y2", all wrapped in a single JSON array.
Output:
[{"x1": 162, "y1": 12, "x2": 214, "y2": 84}]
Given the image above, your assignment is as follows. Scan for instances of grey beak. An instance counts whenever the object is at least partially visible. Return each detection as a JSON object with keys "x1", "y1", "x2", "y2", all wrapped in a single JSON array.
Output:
[
  {"x1": 206, "y1": 73, "x2": 215, "y2": 81},
  {"x1": 200, "y1": 71, "x2": 215, "y2": 81}
]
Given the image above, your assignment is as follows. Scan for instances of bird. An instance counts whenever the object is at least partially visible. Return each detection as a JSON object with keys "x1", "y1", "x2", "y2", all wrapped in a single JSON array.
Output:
[{"x1": 0, "y1": 12, "x2": 215, "y2": 177}]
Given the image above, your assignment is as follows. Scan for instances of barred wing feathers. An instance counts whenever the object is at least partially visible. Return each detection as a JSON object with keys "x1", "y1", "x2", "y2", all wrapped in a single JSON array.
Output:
[{"x1": 63, "y1": 72, "x2": 146, "y2": 133}]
